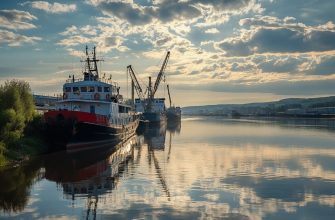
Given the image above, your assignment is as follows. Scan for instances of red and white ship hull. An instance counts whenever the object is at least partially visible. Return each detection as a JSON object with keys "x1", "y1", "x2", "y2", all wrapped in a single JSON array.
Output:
[{"x1": 44, "y1": 110, "x2": 139, "y2": 151}]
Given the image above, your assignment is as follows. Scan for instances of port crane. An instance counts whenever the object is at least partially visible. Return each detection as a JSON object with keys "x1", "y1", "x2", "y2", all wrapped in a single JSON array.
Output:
[
  {"x1": 167, "y1": 84, "x2": 172, "y2": 107},
  {"x1": 127, "y1": 51, "x2": 170, "y2": 111},
  {"x1": 151, "y1": 51, "x2": 170, "y2": 99},
  {"x1": 127, "y1": 65, "x2": 146, "y2": 102}
]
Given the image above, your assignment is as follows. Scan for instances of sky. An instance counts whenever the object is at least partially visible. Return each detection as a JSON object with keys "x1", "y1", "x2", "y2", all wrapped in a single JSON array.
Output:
[{"x1": 0, "y1": 0, "x2": 335, "y2": 107}]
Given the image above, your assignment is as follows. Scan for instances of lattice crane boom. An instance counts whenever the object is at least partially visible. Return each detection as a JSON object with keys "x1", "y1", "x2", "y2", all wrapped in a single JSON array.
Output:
[
  {"x1": 151, "y1": 51, "x2": 170, "y2": 99},
  {"x1": 167, "y1": 84, "x2": 172, "y2": 107},
  {"x1": 127, "y1": 65, "x2": 145, "y2": 101}
]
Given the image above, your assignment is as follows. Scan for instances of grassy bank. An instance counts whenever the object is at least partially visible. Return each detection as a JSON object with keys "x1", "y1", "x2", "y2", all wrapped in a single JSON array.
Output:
[{"x1": 0, "y1": 80, "x2": 48, "y2": 167}]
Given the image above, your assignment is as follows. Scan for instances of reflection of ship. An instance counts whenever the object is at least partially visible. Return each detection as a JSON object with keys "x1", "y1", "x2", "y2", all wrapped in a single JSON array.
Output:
[
  {"x1": 167, "y1": 119, "x2": 181, "y2": 134},
  {"x1": 128, "y1": 51, "x2": 170, "y2": 123},
  {"x1": 44, "y1": 135, "x2": 138, "y2": 191},
  {"x1": 136, "y1": 121, "x2": 180, "y2": 201},
  {"x1": 137, "y1": 119, "x2": 181, "y2": 150},
  {"x1": 44, "y1": 135, "x2": 139, "y2": 219},
  {"x1": 137, "y1": 122, "x2": 167, "y2": 150}
]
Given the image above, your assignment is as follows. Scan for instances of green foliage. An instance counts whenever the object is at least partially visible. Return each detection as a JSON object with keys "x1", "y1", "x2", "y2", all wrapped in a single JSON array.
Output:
[
  {"x1": 0, "y1": 79, "x2": 36, "y2": 155},
  {"x1": 0, "y1": 142, "x2": 7, "y2": 166}
]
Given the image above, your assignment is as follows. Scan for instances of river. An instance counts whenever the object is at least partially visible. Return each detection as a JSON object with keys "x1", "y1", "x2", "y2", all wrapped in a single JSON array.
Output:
[{"x1": 1, "y1": 116, "x2": 335, "y2": 219}]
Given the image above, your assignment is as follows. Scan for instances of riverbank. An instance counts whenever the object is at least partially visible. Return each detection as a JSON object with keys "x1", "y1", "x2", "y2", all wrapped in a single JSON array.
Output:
[
  {"x1": 0, "y1": 80, "x2": 49, "y2": 168},
  {"x1": 0, "y1": 115, "x2": 48, "y2": 168}
]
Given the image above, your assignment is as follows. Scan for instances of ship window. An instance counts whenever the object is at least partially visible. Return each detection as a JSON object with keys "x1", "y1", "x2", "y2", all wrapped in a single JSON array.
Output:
[
  {"x1": 90, "y1": 105, "x2": 95, "y2": 113},
  {"x1": 119, "y1": 105, "x2": 128, "y2": 113},
  {"x1": 73, "y1": 87, "x2": 79, "y2": 94},
  {"x1": 97, "y1": 86, "x2": 102, "y2": 92},
  {"x1": 88, "y1": 86, "x2": 95, "y2": 92},
  {"x1": 64, "y1": 87, "x2": 71, "y2": 92},
  {"x1": 80, "y1": 87, "x2": 87, "y2": 92},
  {"x1": 104, "y1": 87, "x2": 110, "y2": 92}
]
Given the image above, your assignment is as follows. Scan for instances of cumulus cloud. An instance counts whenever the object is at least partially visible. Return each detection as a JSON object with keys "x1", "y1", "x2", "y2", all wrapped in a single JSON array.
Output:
[
  {"x1": 22, "y1": 1, "x2": 76, "y2": 14},
  {"x1": 59, "y1": 25, "x2": 78, "y2": 36},
  {"x1": 88, "y1": 0, "x2": 261, "y2": 25},
  {"x1": 217, "y1": 16, "x2": 335, "y2": 56},
  {"x1": 0, "y1": 29, "x2": 41, "y2": 46},
  {"x1": 57, "y1": 35, "x2": 91, "y2": 47},
  {"x1": 305, "y1": 55, "x2": 335, "y2": 75},
  {"x1": 0, "y1": 9, "x2": 37, "y2": 30},
  {"x1": 205, "y1": 28, "x2": 219, "y2": 34},
  {"x1": 55, "y1": 0, "x2": 335, "y2": 94},
  {"x1": 256, "y1": 55, "x2": 303, "y2": 73}
]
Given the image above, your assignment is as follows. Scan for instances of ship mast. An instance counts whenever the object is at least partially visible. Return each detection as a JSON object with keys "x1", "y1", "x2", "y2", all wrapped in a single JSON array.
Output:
[{"x1": 82, "y1": 46, "x2": 103, "y2": 81}]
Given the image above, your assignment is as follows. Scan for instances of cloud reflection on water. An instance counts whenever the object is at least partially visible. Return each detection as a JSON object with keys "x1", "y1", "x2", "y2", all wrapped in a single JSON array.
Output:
[{"x1": 1, "y1": 118, "x2": 335, "y2": 219}]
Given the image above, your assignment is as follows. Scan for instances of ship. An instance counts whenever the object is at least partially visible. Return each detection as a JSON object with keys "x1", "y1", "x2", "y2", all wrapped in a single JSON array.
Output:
[
  {"x1": 165, "y1": 84, "x2": 181, "y2": 121},
  {"x1": 127, "y1": 51, "x2": 170, "y2": 123},
  {"x1": 44, "y1": 46, "x2": 140, "y2": 151}
]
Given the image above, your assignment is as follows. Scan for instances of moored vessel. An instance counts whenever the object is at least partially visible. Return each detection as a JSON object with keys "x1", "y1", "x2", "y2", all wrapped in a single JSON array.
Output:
[
  {"x1": 44, "y1": 46, "x2": 140, "y2": 151},
  {"x1": 166, "y1": 84, "x2": 181, "y2": 121},
  {"x1": 127, "y1": 51, "x2": 170, "y2": 123}
]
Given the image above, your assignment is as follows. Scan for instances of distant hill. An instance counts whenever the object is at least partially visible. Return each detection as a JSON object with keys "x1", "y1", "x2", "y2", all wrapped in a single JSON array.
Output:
[{"x1": 182, "y1": 96, "x2": 335, "y2": 117}]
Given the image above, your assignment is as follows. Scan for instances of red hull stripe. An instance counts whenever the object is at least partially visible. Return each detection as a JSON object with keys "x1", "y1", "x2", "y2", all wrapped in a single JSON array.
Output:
[{"x1": 45, "y1": 110, "x2": 109, "y2": 126}]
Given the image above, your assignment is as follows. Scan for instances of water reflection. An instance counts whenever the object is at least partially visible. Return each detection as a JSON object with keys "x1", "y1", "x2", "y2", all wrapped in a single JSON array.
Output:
[
  {"x1": 1, "y1": 117, "x2": 335, "y2": 219},
  {"x1": 45, "y1": 135, "x2": 139, "y2": 219},
  {"x1": 0, "y1": 160, "x2": 42, "y2": 213}
]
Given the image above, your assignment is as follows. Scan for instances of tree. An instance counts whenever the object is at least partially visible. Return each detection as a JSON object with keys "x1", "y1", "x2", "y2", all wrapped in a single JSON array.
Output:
[{"x1": 0, "y1": 80, "x2": 35, "y2": 150}]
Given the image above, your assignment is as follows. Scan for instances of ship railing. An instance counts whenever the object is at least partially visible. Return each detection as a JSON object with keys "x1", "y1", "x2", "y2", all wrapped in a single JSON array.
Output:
[
  {"x1": 65, "y1": 77, "x2": 119, "y2": 86},
  {"x1": 110, "y1": 115, "x2": 132, "y2": 125},
  {"x1": 66, "y1": 78, "x2": 84, "y2": 83}
]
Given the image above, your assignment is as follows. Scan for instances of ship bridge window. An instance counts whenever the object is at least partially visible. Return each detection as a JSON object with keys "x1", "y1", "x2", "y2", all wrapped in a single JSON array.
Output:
[
  {"x1": 73, "y1": 87, "x2": 79, "y2": 94},
  {"x1": 88, "y1": 86, "x2": 95, "y2": 92},
  {"x1": 80, "y1": 87, "x2": 87, "y2": 92},
  {"x1": 119, "y1": 105, "x2": 129, "y2": 113},
  {"x1": 64, "y1": 87, "x2": 71, "y2": 92},
  {"x1": 104, "y1": 87, "x2": 110, "y2": 92},
  {"x1": 97, "y1": 86, "x2": 102, "y2": 92}
]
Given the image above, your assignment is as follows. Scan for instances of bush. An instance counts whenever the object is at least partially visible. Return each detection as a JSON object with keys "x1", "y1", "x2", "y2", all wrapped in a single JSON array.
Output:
[{"x1": 0, "y1": 80, "x2": 36, "y2": 152}]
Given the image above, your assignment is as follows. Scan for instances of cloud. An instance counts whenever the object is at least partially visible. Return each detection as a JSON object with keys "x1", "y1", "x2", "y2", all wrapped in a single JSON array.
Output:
[
  {"x1": 217, "y1": 17, "x2": 335, "y2": 56},
  {"x1": 88, "y1": 0, "x2": 261, "y2": 26},
  {"x1": 57, "y1": 35, "x2": 91, "y2": 47},
  {"x1": 59, "y1": 25, "x2": 78, "y2": 36},
  {"x1": 0, "y1": 29, "x2": 41, "y2": 46},
  {"x1": 22, "y1": 1, "x2": 76, "y2": 14},
  {"x1": 97, "y1": 35, "x2": 128, "y2": 53},
  {"x1": 0, "y1": 9, "x2": 37, "y2": 30},
  {"x1": 305, "y1": 55, "x2": 335, "y2": 75},
  {"x1": 256, "y1": 55, "x2": 302, "y2": 73},
  {"x1": 205, "y1": 28, "x2": 219, "y2": 34},
  {"x1": 98, "y1": 1, "x2": 154, "y2": 25}
]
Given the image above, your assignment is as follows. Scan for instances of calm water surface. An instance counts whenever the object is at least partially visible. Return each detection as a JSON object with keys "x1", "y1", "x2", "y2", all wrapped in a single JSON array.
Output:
[{"x1": 1, "y1": 117, "x2": 335, "y2": 219}]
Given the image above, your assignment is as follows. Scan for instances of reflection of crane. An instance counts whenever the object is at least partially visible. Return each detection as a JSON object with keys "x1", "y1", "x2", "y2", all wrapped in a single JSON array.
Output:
[
  {"x1": 86, "y1": 195, "x2": 98, "y2": 220},
  {"x1": 149, "y1": 150, "x2": 171, "y2": 200},
  {"x1": 167, "y1": 131, "x2": 172, "y2": 162}
]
